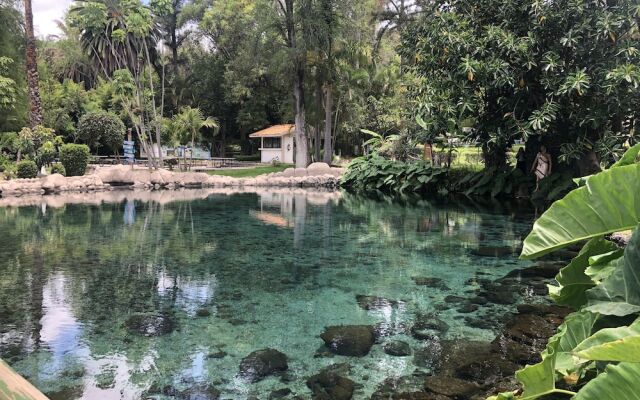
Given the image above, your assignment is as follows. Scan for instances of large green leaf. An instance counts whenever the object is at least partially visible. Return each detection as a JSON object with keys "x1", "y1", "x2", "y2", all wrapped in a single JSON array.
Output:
[
  {"x1": 513, "y1": 311, "x2": 598, "y2": 399},
  {"x1": 515, "y1": 356, "x2": 557, "y2": 399},
  {"x1": 612, "y1": 143, "x2": 640, "y2": 168},
  {"x1": 521, "y1": 163, "x2": 640, "y2": 259},
  {"x1": 549, "y1": 238, "x2": 619, "y2": 308},
  {"x1": 545, "y1": 310, "x2": 598, "y2": 376},
  {"x1": 573, "y1": 319, "x2": 640, "y2": 362},
  {"x1": 572, "y1": 362, "x2": 640, "y2": 400},
  {"x1": 587, "y1": 228, "x2": 640, "y2": 316}
]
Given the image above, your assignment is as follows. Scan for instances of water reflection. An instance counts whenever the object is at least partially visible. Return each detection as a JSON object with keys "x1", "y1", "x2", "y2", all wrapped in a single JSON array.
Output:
[{"x1": 0, "y1": 189, "x2": 536, "y2": 399}]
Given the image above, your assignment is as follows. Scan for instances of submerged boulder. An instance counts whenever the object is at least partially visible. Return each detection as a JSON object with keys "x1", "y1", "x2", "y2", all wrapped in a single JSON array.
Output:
[
  {"x1": 424, "y1": 376, "x2": 481, "y2": 399},
  {"x1": 306, "y1": 367, "x2": 355, "y2": 400},
  {"x1": 383, "y1": 340, "x2": 412, "y2": 357},
  {"x1": 320, "y1": 325, "x2": 375, "y2": 356},
  {"x1": 355, "y1": 295, "x2": 400, "y2": 311},
  {"x1": 411, "y1": 313, "x2": 449, "y2": 340},
  {"x1": 125, "y1": 313, "x2": 175, "y2": 337},
  {"x1": 239, "y1": 348, "x2": 288, "y2": 382},
  {"x1": 411, "y1": 277, "x2": 449, "y2": 290}
]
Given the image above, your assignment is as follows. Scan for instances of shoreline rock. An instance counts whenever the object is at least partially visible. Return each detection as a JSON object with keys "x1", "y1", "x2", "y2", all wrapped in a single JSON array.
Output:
[{"x1": 0, "y1": 163, "x2": 344, "y2": 198}]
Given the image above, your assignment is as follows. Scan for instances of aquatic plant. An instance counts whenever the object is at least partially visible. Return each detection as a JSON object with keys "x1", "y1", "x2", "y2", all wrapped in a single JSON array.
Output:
[{"x1": 491, "y1": 144, "x2": 640, "y2": 399}]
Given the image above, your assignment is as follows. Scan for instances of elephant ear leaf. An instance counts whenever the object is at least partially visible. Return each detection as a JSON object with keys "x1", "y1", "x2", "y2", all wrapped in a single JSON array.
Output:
[
  {"x1": 611, "y1": 142, "x2": 640, "y2": 168},
  {"x1": 549, "y1": 238, "x2": 619, "y2": 308},
  {"x1": 587, "y1": 228, "x2": 640, "y2": 316},
  {"x1": 521, "y1": 164, "x2": 640, "y2": 259},
  {"x1": 572, "y1": 362, "x2": 640, "y2": 400},
  {"x1": 573, "y1": 319, "x2": 640, "y2": 362}
]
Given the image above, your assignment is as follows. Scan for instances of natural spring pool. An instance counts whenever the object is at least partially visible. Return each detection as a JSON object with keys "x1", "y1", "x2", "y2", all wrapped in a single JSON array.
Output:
[{"x1": 0, "y1": 189, "x2": 546, "y2": 399}]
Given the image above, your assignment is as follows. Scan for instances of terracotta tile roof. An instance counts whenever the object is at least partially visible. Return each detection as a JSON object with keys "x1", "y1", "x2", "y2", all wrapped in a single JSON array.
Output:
[{"x1": 249, "y1": 124, "x2": 295, "y2": 138}]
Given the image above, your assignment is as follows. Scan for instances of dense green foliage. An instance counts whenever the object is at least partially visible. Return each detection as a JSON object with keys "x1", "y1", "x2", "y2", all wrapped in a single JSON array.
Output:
[
  {"x1": 342, "y1": 154, "x2": 577, "y2": 201},
  {"x1": 400, "y1": 0, "x2": 640, "y2": 172},
  {"x1": 341, "y1": 155, "x2": 448, "y2": 194},
  {"x1": 50, "y1": 163, "x2": 66, "y2": 176},
  {"x1": 16, "y1": 159, "x2": 37, "y2": 178},
  {"x1": 76, "y1": 111, "x2": 126, "y2": 153},
  {"x1": 491, "y1": 145, "x2": 640, "y2": 399},
  {"x1": 60, "y1": 143, "x2": 90, "y2": 176}
]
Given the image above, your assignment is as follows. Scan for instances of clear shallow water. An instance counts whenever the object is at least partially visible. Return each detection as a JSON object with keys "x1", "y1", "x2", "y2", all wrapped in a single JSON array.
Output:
[{"x1": 0, "y1": 189, "x2": 538, "y2": 399}]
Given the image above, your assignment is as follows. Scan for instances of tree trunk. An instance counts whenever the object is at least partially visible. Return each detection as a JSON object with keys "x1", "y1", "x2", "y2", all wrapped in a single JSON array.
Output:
[
  {"x1": 322, "y1": 83, "x2": 333, "y2": 165},
  {"x1": 314, "y1": 77, "x2": 322, "y2": 162},
  {"x1": 24, "y1": 0, "x2": 42, "y2": 128},
  {"x1": 294, "y1": 63, "x2": 308, "y2": 167}
]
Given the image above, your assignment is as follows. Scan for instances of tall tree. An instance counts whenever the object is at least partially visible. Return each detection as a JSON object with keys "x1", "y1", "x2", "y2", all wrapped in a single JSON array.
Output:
[
  {"x1": 274, "y1": 0, "x2": 308, "y2": 167},
  {"x1": 23, "y1": 0, "x2": 43, "y2": 127}
]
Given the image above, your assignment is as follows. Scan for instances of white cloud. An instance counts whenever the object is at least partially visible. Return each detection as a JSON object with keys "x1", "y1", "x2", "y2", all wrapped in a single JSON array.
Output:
[{"x1": 32, "y1": 0, "x2": 73, "y2": 38}]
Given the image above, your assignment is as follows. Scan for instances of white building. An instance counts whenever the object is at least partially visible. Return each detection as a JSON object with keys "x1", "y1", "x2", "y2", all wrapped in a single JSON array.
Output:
[{"x1": 249, "y1": 124, "x2": 295, "y2": 164}]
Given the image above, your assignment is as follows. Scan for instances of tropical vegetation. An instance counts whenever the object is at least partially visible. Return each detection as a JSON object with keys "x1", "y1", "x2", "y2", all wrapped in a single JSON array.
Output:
[{"x1": 490, "y1": 144, "x2": 640, "y2": 399}]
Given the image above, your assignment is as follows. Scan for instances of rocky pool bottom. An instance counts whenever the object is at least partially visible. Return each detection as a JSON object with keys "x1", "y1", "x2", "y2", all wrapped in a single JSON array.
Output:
[{"x1": 0, "y1": 190, "x2": 572, "y2": 399}]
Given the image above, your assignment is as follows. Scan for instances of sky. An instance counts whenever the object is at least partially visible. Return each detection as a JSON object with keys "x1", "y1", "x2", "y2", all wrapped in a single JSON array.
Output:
[{"x1": 32, "y1": 0, "x2": 73, "y2": 38}]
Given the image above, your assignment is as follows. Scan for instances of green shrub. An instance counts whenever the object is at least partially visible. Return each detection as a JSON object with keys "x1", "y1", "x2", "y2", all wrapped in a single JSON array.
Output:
[
  {"x1": 50, "y1": 163, "x2": 66, "y2": 176},
  {"x1": 16, "y1": 160, "x2": 38, "y2": 178},
  {"x1": 341, "y1": 154, "x2": 448, "y2": 194},
  {"x1": 76, "y1": 111, "x2": 126, "y2": 152},
  {"x1": 60, "y1": 144, "x2": 90, "y2": 176}
]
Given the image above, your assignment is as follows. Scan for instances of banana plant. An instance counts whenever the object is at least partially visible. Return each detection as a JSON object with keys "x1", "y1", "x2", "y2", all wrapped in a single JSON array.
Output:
[{"x1": 490, "y1": 145, "x2": 640, "y2": 400}]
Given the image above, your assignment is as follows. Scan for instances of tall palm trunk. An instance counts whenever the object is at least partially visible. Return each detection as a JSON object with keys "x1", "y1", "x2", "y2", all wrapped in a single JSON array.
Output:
[
  {"x1": 322, "y1": 83, "x2": 333, "y2": 164},
  {"x1": 294, "y1": 64, "x2": 308, "y2": 167},
  {"x1": 24, "y1": 0, "x2": 43, "y2": 128}
]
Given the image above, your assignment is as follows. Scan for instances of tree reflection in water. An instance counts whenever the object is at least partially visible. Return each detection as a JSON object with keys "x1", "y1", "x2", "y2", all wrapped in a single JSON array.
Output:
[{"x1": 0, "y1": 188, "x2": 536, "y2": 399}]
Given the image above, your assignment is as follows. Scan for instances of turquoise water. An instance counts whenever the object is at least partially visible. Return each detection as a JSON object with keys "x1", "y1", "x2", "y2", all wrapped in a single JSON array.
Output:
[{"x1": 0, "y1": 189, "x2": 538, "y2": 399}]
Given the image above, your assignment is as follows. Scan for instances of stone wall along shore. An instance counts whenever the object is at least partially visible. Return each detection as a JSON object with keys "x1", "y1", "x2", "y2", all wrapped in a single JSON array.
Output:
[{"x1": 0, "y1": 162, "x2": 343, "y2": 197}]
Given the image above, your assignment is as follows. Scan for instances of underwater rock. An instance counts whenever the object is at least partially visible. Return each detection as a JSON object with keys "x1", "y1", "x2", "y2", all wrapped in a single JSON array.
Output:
[
  {"x1": 463, "y1": 317, "x2": 496, "y2": 330},
  {"x1": 503, "y1": 314, "x2": 555, "y2": 345},
  {"x1": 455, "y1": 357, "x2": 518, "y2": 384},
  {"x1": 412, "y1": 340, "x2": 443, "y2": 369},
  {"x1": 306, "y1": 367, "x2": 355, "y2": 400},
  {"x1": 457, "y1": 303, "x2": 478, "y2": 314},
  {"x1": 356, "y1": 295, "x2": 401, "y2": 311},
  {"x1": 320, "y1": 325, "x2": 375, "y2": 356},
  {"x1": 470, "y1": 246, "x2": 514, "y2": 257},
  {"x1": 411, "y1": 313, "x2": 449, "y2": 340},
  {"x1": 148, "y1": 384, "x2": 221, "y2": 400},
  {"x1": 491, "y1": 335, "x2": 541, "y2": 364},
  {"x1": 269, "y1": 388, "x2": 293, "y2": 399},
  {"x1": 482, "y1": 290, "x2": 516, "y2": 305},
  {"x1": 515, "y1": 304, "x2": 571, "y2": 318},
  {"x1": 239, "y1": 349, "x2": 288, "y2": 382},
  {"x1": 124, "y1": 312, "x2": 175, "y2": 337},
  {"x1": 370, "y1": 374, "x2": 433, "y2": 400},
  {"x1": 195, "y1": 308, "x2": 211, "y2": 317},
  {"x1": 412, "y1": 277, "x2": 449, "y2": 290},
  {"x1": 424, "y1": 375, "x2": 481, "y2": 399},
  {"x1": 469, "y1": 296, "x2": 488, "y2": 305},
  {"x1": 207, "y1": 351, "x2": 228, "y2": 359},
  {"x1": 443, "y1": 295, "x2": 465, "y2": 304},
  {"x1": 383, "y1": 340, "x2": 412, "y2": 357},
  {"x1": 504, "y1": 262, "x2": 562, "y2": 279}
]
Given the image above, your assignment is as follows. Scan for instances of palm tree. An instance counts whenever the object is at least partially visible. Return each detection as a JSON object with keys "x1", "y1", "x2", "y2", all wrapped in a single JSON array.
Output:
[
  {"x1": 23, "y1": 0, "x2": 43, "y2": 127},
  {"x1": 69, "y1": 0, "x2": 160, "y2": 78},
  {"x1": 172, "y1": 107, "x2": 219, "y2": 169}
]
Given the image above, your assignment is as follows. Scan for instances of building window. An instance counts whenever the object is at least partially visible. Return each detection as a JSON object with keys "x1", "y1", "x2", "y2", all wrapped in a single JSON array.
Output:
[{"x1": 263, "y1": 137, "x2": 281, "y2": 148}]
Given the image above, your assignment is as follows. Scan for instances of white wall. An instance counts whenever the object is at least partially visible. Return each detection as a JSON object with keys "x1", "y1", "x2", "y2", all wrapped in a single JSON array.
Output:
[{"x1": 259, "y1": 135, "x2": 294, "y2": 164}]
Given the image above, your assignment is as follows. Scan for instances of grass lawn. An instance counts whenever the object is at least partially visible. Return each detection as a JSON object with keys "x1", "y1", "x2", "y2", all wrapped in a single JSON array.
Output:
[{"x1": 206, "y1": 164, "x2": 292, "y2": 178}]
